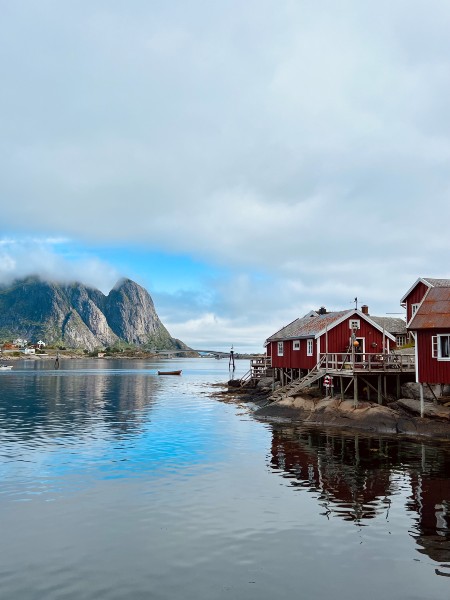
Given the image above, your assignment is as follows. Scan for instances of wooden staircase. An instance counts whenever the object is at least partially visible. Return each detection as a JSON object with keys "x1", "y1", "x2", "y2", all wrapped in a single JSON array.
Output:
[{"x1": 269, "y1": 356, "x2": 327, "y2": 402}]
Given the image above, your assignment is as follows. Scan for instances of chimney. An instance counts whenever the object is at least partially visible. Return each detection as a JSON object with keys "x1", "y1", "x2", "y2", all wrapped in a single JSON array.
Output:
[
  {"x1": 361, "y1": 305, "x2": 369, "y2": 315},
  {"x1": 318, "y1": 306, "x2": 327, "y2": 315}
]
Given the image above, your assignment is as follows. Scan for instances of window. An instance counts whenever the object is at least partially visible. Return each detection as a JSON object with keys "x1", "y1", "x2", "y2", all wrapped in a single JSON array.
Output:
[
  {"x1": 411, "y1": 303, "x2": 420, "y2": 317},
  {"x1": 349, "y1": 319, "x2": 360, "y2": 330},
  {"x1": 307, "y1": 339, "x2": 313, "y2": 356},
  {"x1": 396, "y1": 335, "x2": 406, "y2": 347},
  {"x1": 432, "y1": 335, "x2": 450, "y2": 360},
  {"x1": 293, "y1": 340, "x2": 300, "y2": 351},
  {"x1": 277, "y1": 341, "x2": 284, "y2": 356}
]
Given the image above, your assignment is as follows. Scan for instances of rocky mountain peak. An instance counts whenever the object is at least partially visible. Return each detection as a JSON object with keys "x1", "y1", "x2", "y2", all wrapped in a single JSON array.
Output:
[{"x1": 0, "y1": 276, "x2": 189, "y2": 352}]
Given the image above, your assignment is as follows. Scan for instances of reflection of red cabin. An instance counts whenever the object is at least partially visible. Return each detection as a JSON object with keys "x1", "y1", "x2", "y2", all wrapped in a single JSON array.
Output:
[
  {"x1": 270, "y1": 430, "x2": 392, "y2": 522},
  {"x1": 265, "y1": 309, "x2": 396, "y2": 373},
  {"x1": 401, "y1": 278, "x2": 450, "y2": 384}
]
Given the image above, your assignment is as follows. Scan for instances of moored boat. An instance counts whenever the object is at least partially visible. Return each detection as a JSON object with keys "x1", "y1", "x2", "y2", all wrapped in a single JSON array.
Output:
[
  {"x1": 0, "y1": 364, "x2": 13, "y2": 371},
  {"x1": 157, "y1": 370, "x2": 182, "y2": 375}
]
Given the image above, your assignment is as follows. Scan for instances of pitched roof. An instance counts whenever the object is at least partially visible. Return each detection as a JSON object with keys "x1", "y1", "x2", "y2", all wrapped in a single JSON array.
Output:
[
  {"x1": 400, "y1": 277, "x2": 450, "y2": 303},
  {"x1": 408, "y1": 287, "x2": 450, "y2": 330},
  {"x1": 266, "y1": 309, "x2": 397, "y2": 343},
  {"x1": 369, "y1": 316, "x2": 407, "y2": 335},
  {"x1": 266, "y1": 311, "x2": 348, "y2": 341},
  {"x1": 422, "y1": 278, "x2": 450, "y2": 287}
]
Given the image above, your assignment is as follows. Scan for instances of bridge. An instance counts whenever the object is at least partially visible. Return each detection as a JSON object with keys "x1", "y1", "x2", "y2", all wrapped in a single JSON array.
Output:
[{"x1": 153, "y1": 348, "x2": 231, "y2": 358}]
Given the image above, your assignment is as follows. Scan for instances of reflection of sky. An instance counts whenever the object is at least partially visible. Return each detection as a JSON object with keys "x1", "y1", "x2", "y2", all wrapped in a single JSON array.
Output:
[
  {"x1": 0, "y1": 359, "x2": 267, "y2": 500},
  {"x1": 2, "y1": 361, "x2": 450, "y2": 598}
]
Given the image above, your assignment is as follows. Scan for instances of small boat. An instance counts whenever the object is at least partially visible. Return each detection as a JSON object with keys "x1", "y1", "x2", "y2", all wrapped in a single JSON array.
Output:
[
  {"x1": 0, "y1": 364, "x2": 13, "y2": 371},
  {"x1": 157, "y1": 370, "x2": 182, "y2": 376}
]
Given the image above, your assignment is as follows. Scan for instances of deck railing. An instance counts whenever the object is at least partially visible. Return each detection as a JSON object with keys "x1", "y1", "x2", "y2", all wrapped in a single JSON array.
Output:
[
  {"x1": 319, "y1": 352, "x2": 415, "y2": 373},
  {"x1": 250, "y1": 355, "x2": 272, "y2": 377}
]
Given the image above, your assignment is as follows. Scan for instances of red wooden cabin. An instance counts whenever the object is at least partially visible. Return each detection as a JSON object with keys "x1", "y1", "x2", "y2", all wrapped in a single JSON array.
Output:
[
  {"x1": 403, "y1": 279, "x2": 450, "y2": 385},
  {"x1": 265, "y1": 309, "x2": 396, "y2": 379}
]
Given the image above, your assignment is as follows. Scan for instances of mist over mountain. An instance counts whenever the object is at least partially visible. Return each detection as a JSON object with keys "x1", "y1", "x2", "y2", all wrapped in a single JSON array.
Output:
[{"x1": 0, "y1": 276, "x2": 190, "y2": 352}]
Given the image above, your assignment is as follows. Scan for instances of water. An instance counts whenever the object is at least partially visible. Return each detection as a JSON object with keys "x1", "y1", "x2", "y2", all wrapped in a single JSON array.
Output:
[{"x1": 0, "y1": 358, "x2": 449, "y2": 599}]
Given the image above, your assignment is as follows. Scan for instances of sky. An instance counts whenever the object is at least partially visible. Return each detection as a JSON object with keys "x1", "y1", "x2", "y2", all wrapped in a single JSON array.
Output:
[{"x1": 1, "y1": 0, "x2": 450, "y2": 352}]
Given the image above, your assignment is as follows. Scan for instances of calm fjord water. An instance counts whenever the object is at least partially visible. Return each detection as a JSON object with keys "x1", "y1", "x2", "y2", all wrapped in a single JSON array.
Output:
[{"x1": 0, "y1": 358, "x2": 449, "y2": 600}]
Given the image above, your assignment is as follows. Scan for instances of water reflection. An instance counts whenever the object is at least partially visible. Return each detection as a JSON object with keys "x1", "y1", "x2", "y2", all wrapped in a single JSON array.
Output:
[
  {"x1": 0, "y1": 363, "x2": 161, "y2": 441},
  {"x1": 269, "y1": 426, "x2": 450, "y2": 576}
]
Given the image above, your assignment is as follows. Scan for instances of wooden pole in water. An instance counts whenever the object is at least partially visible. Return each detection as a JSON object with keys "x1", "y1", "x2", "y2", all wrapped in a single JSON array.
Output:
[
  {"x1": 229, "y1": 345, "x2": 235, "y2": 371},
  {"x1": 420, "y1": 383, "x2": 424, "y2": 418}
]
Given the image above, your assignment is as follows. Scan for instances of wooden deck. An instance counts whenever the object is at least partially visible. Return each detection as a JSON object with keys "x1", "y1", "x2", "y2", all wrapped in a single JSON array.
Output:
[{"x1": 320, "y1": 352, "x2": 415, "y2": 375}]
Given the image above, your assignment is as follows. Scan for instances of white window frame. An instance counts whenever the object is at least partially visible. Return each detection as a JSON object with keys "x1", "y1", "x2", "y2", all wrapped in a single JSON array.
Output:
[
  {"x1": 293, "y1": 340, "x2": 300, "y2": 351},
  {"x1": 411, "y1": 303, "x2": 420, "y2": 317},
  {"x1": 396, "y1": 335, "x2": 406, "y2": 347},
  {"x1": 307, "y1": 339, "x2": 313, "y2": 356},
  {"x1": 433, "y1": 334, "x2": 450, "y2": 360},
  {"x1": 349, "y1": 319, "x2": 360, "y2": 330},
  {"x1": 277, "y1": 341, "x2": 284, "y2": 356}
]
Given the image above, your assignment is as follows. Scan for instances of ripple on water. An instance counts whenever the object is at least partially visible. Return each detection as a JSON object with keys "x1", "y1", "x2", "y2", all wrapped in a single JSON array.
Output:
[{"x1": 1, "y1": 360, "x2": 450, "y2": 600}]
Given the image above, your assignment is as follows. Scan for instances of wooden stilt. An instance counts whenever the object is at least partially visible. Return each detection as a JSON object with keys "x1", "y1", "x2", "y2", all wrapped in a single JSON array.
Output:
[
  {"x1": 420, "y1": 383, "x2": 424, "y2": 418},
  {"x1": 354, "y1": 375, "x2": 358, "y2": 408},
  {"x1": 378, "y1": 375, "x2": 382, "y2": 405},
  {"x1": 340, "y1": 376, "x2": 344, "y2": 402}
]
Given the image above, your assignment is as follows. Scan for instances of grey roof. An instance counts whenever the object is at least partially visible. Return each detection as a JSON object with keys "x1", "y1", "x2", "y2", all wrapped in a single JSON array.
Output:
[
  {"x1": 369, "y1": 316, "x2": 407, "y2": 335},
  {"x1": 267, "y1": 311, "x2": 348, "y2": 341},
  {"x1": 422, "y1": 278, "x2": 450, "y2": 288}
]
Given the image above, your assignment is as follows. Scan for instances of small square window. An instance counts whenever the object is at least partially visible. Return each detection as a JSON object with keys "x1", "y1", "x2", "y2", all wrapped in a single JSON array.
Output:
[
  {"x1": 349, "y1": 319, "x2": 360, "y2": 330},
  {"x1": 411, "y1": 303, "x2": 419, "y2": 316},
  {"x1": 293, "y1": 340, "x2": 300, "y2": 351},
  {"x1": 396, "y1": 335, "x2": 406, "y2": 347}
]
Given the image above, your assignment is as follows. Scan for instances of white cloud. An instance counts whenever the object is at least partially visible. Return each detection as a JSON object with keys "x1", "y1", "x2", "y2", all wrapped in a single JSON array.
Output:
[
  {"x1": 1, "y1": 1, "x2": 450, "y2": 348},
  {"x1": 0, "y1": 239, "x2": 119, "y2": 293}
]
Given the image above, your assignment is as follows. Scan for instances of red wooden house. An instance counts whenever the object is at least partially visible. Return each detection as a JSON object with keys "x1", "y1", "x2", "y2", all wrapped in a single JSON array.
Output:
[
  {"x1": 265, "y1": 308, "x2": 396, "y2": 381},
  {"x1": 401, "y1": 278, "x2": 450, "y2": 385}
]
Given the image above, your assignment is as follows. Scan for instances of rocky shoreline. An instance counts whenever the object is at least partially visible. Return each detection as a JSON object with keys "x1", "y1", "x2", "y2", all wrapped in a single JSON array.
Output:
[{"x1": 222, "y1": 378, "x2": 450, "y2": 441}]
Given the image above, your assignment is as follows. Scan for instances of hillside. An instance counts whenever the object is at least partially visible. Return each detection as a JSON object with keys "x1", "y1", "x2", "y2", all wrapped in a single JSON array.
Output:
[{"x1": 0, "y1": 276, "x2": 190, "y2": 352}]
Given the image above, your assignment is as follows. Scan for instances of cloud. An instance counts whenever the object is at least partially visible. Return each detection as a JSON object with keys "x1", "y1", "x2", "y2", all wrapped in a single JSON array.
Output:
[
  {"x1": 1, "y1": 1, "x2": 450, "y2": 348},
  {"x1": 0, "y1": 238, "x2": 119, "y2": 293}
]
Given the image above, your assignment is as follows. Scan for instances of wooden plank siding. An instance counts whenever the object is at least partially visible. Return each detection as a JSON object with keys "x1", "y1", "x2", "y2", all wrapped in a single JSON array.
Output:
[
  {"x1": 269, "y1": 339, "x2": 316, "y2": 370},
  {"x1": 416, "y1": 329, "x2": 450, "y2": 384},
  {"x1": 404, "y1": 281, "x2": 429, "y2": 323},
  {"x1": 317, "y1": 316, "x2": 392, "y2": 357}
]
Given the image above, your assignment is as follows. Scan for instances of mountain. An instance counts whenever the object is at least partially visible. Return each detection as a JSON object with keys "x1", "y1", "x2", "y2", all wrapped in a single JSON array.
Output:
[{"x1": 0, "y1": 276, "x2": 190, "y2": 352}]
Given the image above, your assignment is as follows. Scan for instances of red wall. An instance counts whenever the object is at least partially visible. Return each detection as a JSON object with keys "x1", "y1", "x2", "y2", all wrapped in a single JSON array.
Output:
[
  {"x1": 416, "y1": 329, "x2": 450, "y2": 384},
  {"x1": 269, "y1": 339, "x2": 316, "y2": 370},
  {"x1": 405, "y1": 282, "x2": 429, "y2": 323},
  {"x1": 319, "y1": 316, "x2": 392, "y2": 355}
]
